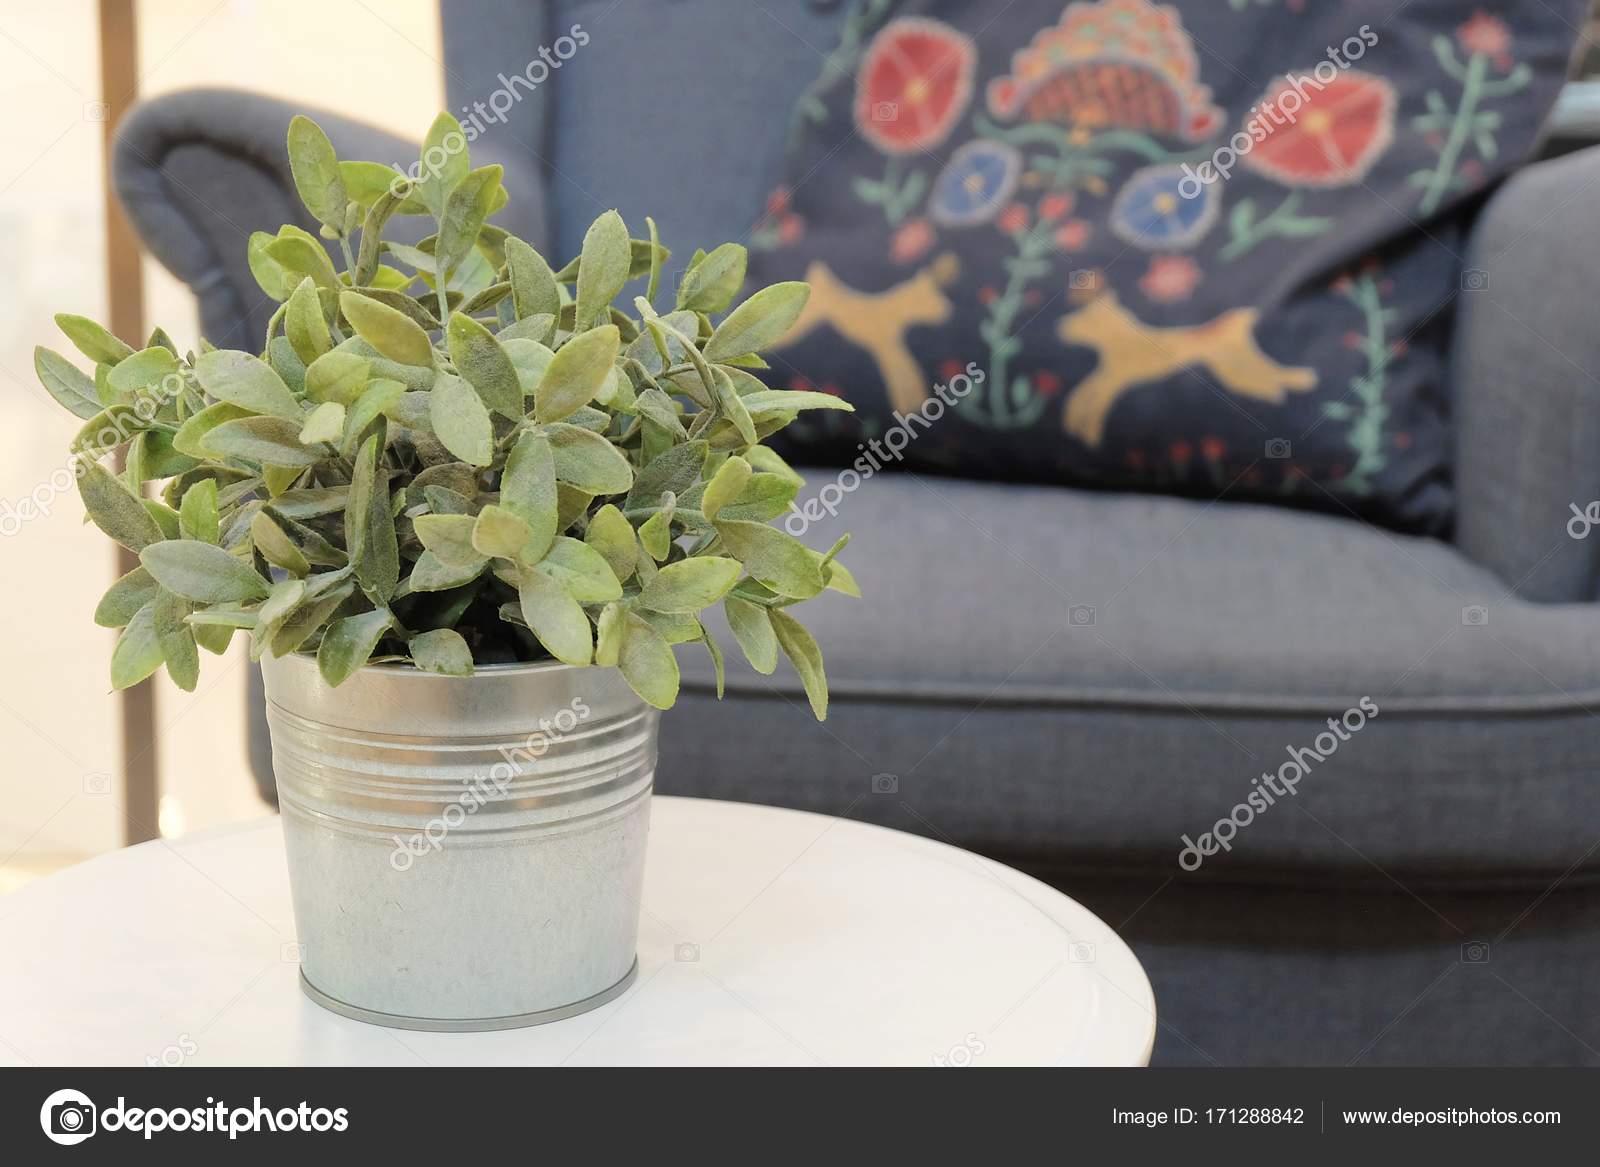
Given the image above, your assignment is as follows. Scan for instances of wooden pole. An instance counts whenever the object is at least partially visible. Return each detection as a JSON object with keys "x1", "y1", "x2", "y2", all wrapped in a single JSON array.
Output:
[{"x1": 97, "y1": 0, "x2": 158, "y2": 845}]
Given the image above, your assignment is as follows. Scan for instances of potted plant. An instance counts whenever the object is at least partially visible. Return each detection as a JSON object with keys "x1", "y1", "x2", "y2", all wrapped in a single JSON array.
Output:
[{"x1": 36, "y1": 112, "x2": 857, "y2": 1030}]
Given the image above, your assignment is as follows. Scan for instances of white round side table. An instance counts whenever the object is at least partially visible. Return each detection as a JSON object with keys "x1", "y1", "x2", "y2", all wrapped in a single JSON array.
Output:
[{"x1": 0, "y1": 796, "x2": 1154, "y2": 1066}]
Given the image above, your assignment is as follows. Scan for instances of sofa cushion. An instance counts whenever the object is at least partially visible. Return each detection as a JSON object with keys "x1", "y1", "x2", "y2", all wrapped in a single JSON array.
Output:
[
  {"x1": 739, "y1": 0, "x2": 1582, "y2": 534},
  {"x1": 659, "y1": 471, "x2": 1600, "y2": 882}
]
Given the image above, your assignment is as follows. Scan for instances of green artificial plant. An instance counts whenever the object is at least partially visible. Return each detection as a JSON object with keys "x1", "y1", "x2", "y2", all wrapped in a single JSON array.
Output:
[{"x1": 37, "y1": 112, "x2": 857, "y2": 717}]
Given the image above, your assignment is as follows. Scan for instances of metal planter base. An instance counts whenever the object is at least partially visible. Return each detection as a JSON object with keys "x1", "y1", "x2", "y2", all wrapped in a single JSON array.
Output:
[{"x1": 298, "y1": 958, "x2": 639, "y2": 1032}]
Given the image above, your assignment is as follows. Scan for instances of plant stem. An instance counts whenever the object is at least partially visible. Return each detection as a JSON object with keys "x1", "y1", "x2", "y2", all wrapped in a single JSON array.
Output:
[{"x1": 1418, "y1": 51, "x2": 1487, "y2": 216}]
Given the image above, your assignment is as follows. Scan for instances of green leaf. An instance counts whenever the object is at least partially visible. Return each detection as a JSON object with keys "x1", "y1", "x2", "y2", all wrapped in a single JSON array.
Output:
[
  {"x1": 410, "y1": 628, "x2": 473, "y2": 676},
  {"x1": 739, "y1": 390, "x2": 855, "y2": 418},
  {"x1": 517, "y1": 569, "x2": 592, "y2": 665},
  {"x1": 644, "y1": 216, "x2": 664, "y2": 302},
  {"x1": 413, "y1": 513, "x2": 484, "y2": 567},
  {"x1": 724, "y1": 595, "x2": 778, "y2": 674},
  {"x1": 626, "y1": 440, "x2": 707, "y2": 509},
  {"x1": 172, "y1": 402, "x2": 249, "y2": 459},
  {"x1": 505, "y1": 235, "x2": 561, "y2": 325},
  {"x1": 536, "y1": 536, "x2": 622, "y2": 602},
  {"x1": 594, "y1": 601, "x2": 624, "y2": 666},
  {"x1": 584, "y1": 503, "x2": 637, "y2": 582},
  {"x1": 416, "y1": 112, "x2": 470, "y2": 217},
  {"x1": 406, "y1": 550, "x2": 485, "y2": 592},
  {"x1": 34, "y1": 346, "x2": 102, "y2": 418},
  {"x1": 111, "y1": 602, "x2": 164, "y2": 689},
  {"x1": 152, "y1": 590, "x2": 200, "y2": 691},
  {"x1": 298, "y1": 400, "x2": 345, "y2": 445},
  {"x1": 79, "y1": 457, "x2": 164, "y2": 551},
  {"x1": 301, "y1": 351, "x2": 368, "y2": 407},
  {"x1": 204, "y1": 416, "x2": 322, "y2": 467},
  {"x1": 639, "y1": 495, "x2": 675, "y2": 562},
  {"x1": 501, "y1": 429, "x2": 558, "y2": 560},
  {"x1": 346, "y1": 432, "x2": 399, "y2": 603},
  {"x1": 341, "y1": 380, "x2": 404, "y2": 452},
  {"x1": 712, "y1": 367, "x2": 756, "y2": 446},
  {"x1": 317, "y1": 607, "x2": 394, "y2": 686},
  {"x1": 700, "y1": 454, "x2": 751, "y2": 519},
  {"x1": 193, "y1": 350, "x2": 301, "y2": 419},
  {"x1": 435, "y1": 165, "x2": 504, "y2": 277},
  {"x1": 447, "y1": 312, "x2": 523, "y2": 418},
  {"x1": 536, "y1": 324, "x2": 619, "y2": 422},
  {"x1": 178, "y1": 479, "x2": 219, "y2": 543},
  {"x1": 770, "y1": 608, "x2": 827, "y2": 720},
  {"x1": 55, "y1": 313, "x2": 134, "y2": 365},
  {"x1": 340, "y1": 291, "x2": 435, "y2": 367},
  {"x1": 676, "y1": 242, "x2": 747, "y2": 314},
  {"x1": 574, "y1": 210, "x2": 632, "y2": 331},
  {"x1": 95, "y1": 565, "x2": 159, "y2": 628},
  {"x1": 107, "y1": 346, "x2": 179, "y2": 398},
  {"x1": 503, "y1": 337, "x2": 555, "y2": 396},
  {"x1": 140, "y1": 540, "x2": 270, "y2": 602},
  {"x1": 285, "y1": 277, "x2": 332, "y2": 364},
  {"x1": 638, "y1": 556, "x2": 741, "y2": 613},
  {"x1": 703, "y1": 282, "x2": 810, "y2": 363},
  {"x1": 287, "y1": 115, "x2": 348, "y2": 230},
  {"x1": 251, "y1": 510, "x2": 310, "y2": 576},
  {"x1": 545, "y1": 421, "x2": 633, "y2": 494},
  {"x1": 265, "y1": 225, "x2": 341, "y2": 289},
  {"x1": 618, "y1": 612, "x2": 679, "y2": 709},
  {"x1": 429, "y1": 372, "x2": 494, "y2": 466},
  {"x1": 471, "y1": 503, "x2": 533, "y2": 559},
  {"x1": 247, "y1": 231, "x2": 291, "y2": 300},
  {"x1": 248, "y1": 577, "x2": 307, "y2": 660},
  {"x1": 715, "y1": 519, "x2": 823, "y2": 598}
]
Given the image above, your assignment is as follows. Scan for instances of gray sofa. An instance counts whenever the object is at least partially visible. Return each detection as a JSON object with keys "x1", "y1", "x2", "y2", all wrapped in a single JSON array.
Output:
[{"x1": 113, "y1": 0, "x2": 1600, "y2": 1065}]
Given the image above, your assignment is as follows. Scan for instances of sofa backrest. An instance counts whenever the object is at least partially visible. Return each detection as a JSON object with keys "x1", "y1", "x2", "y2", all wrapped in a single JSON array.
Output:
[{"x1": 441, "y1": 0, "x2": 839, "y2": 262}]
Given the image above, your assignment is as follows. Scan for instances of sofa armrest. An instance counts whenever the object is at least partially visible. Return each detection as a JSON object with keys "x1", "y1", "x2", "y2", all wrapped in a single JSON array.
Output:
[
  {"x1": 112, "y1": 88, "x2": 424, "y2": 352},
  {"x1": 1452, "y1": 144, "x2": 1600, "y2": 602}
]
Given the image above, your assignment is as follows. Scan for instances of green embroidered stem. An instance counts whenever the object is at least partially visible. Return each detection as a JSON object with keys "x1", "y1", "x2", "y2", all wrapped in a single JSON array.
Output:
[
  {"x1": 968, "y1": 223, "x2": 1054, "y2": 430},
  {"x1": 1417, "y1": 51, "x2": 1487, "y2": 216},
  {"x1": 1219, "y1": 193, "x2": 1334, "y2": 262},
  {"x1": 852, "y1": 154, "x2": 928, "y2": 226},
  {"x1": 1325, "y1": 274, "x2": 1394, "y2": 494}
]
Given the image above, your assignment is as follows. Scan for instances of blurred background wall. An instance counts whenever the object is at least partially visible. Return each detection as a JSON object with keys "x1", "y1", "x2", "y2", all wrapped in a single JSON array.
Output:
[{"x1": 0, "y1": 0, "x2": 443, "y2": 889}]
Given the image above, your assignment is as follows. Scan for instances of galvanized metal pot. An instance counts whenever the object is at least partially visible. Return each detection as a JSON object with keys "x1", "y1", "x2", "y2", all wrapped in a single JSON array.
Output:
[{"x1": 260, "y1": 652, "x2": 656, "y2": 1031}]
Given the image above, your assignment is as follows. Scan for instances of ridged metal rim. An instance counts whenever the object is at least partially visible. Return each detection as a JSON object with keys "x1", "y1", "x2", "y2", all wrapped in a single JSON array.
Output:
[
  {"x1": 299, "y1": 959, "x2": 639, "y2": 1031},
  {"x1": 275, "y1": 650, "x2": 587, "y2": 679}
]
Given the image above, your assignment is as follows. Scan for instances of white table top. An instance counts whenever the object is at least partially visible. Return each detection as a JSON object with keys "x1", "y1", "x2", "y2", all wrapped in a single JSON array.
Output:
[{"x1": 0, "y1": 796, "x2": 1154, "y2": 1066}]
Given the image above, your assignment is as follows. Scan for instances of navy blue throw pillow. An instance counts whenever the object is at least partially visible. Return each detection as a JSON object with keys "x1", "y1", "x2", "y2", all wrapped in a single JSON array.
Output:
[{"x1": 745, "y1": 0, "x2": 1582, "y2": 532}]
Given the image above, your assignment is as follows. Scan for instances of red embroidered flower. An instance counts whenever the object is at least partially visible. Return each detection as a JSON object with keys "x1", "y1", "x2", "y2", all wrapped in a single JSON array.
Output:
[
  {"x1": 997, "y1": 203, "x2": 1030, "y2": 234},
  {"x1": 855, "y1": 18, "x2": 976, "y2": 155},
  {"x1": 1458, "y1": 11, "x2": 1513, "y2": 71},
  {"x1": 890, "y1": 217, "x2": 936, "y2": 264},
  {"x1": 1244, "y1": 71, "x2": 1397, "y2": 188},
  {"x1": 1200, "y1": 436, "x2": 1226, "y2": 463},
  {"x1": 766, "y1": 188, "x2": 791, "y2": 217},
  {"x1": 1054, "y1": 219, "x2": 1092, "y2": 250},
  {"x1": 1033, "y1": 370, "x2": 1063, "y2": 397},
  {"x1": 978, "y1": 286, "x2": 999, "y2": 305},
  {"x1": 1170, "y1": 440, "x2": 1193, "y2": 464},
  {"x1": 777, "y1": 216, "x2": 805, "y2": 246},
  {"x1": 939, "y1": 358, "x2": 966, "y2": 381},
  {"x1": 1038, "y1": 192, "x2": 1075, "y2": 222},
  {"x1": 1139, "y1": 255, "x2": 1200, "y2": 303}
]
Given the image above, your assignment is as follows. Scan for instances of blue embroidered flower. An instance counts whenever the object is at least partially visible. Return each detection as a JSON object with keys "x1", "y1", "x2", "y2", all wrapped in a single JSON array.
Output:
[
  {"x1": 929, "y1": 139, "x2": 1022, "y2": 227},
  {"x1": 1110, "y1": 164, "x2": 1219, "y2": 250}
]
